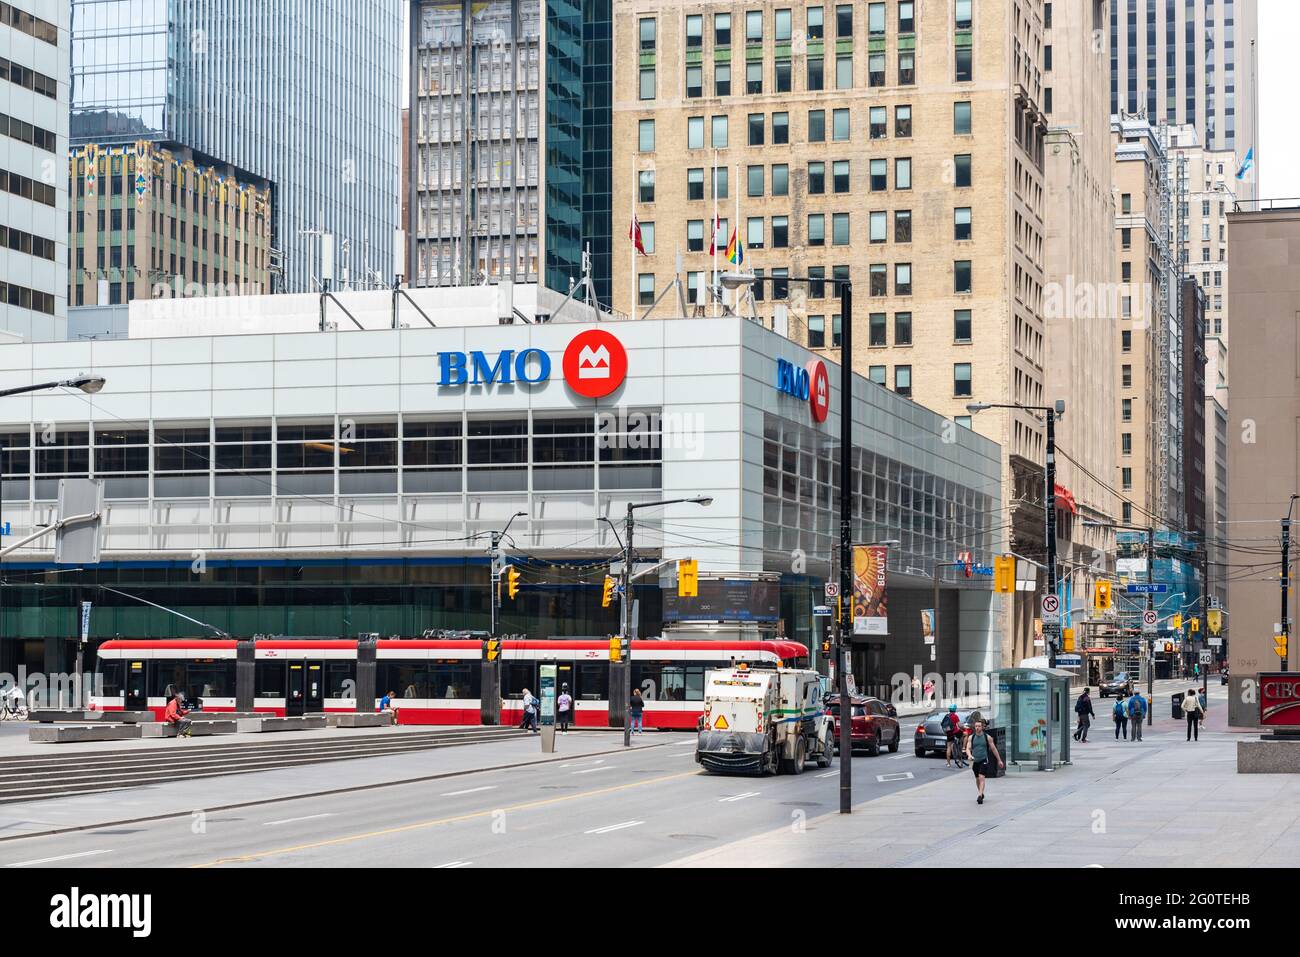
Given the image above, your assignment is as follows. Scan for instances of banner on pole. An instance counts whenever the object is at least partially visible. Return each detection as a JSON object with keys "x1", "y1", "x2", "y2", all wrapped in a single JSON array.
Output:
[{"x1": 852, "y1": 544, "x2": 889, "y2": 636}]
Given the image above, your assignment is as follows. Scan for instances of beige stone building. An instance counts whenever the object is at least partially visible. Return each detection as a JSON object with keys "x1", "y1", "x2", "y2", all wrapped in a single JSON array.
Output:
[
  {"x1": 1224, "y1": 202, "x2": 1300, "y2": 726},
  {"x1": 1041, "y1": 0, "x2": 1118, "y2": 642},
  {"x1": 612, "y1": 0, "x2": 1050, "y2": 664},
  {"x1": 69, "y1": 141, "x2": 273, "y2": 307}
]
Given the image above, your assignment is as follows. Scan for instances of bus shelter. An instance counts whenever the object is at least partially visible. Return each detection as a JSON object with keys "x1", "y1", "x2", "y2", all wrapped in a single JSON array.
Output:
[{"x1": 988, "y1": 667, "x2": 1074, "y2": 770}]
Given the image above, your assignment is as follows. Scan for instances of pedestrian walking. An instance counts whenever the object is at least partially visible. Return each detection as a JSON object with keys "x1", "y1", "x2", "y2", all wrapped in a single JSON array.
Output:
[
  {"x1": 1127, "y1": 692, "x2": 1146, "y2": 741},
  {"x1": 1073, "y1": 687, "x2": 1095, "y2": 742},
  {"x1": 942, "y1": 704, "x2": 966, "y2": 768},
  {"x1": 556, "y1": 683, "x2": 573, "y2": 733},
  {"x1": 911, "y1": 676, "x2": 922, "y2": 705},
  {"x1": 1112, "y1": 695, "x2": 1129, "y2": 740},
  {"x1": 964, "y1": 718, "x2": 1004, "y2": 805},
  {"x1": 520, "y1": 688, "x2": 539, "y2": 731},
  {"x1": 923, "y1": 679, "x2": 935, "y2": 704},
  {"x1": 1182, "y1": 687, "x2": 1204, "y2": 741},
  {"x1": 629, "y1": 688, "x2": 645, "y2": 734}
]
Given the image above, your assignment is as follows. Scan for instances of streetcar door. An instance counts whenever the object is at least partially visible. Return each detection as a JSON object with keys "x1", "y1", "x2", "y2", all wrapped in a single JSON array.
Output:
[
  {"x1": 125, "y1": 661, "x2": 146, "y2": 710},
  {"x1": 286, "y1": 663, "x2": 305, "y2": 716},
  {"x1": 304, "y1": 662, "x2": 324, "y2": 713}
]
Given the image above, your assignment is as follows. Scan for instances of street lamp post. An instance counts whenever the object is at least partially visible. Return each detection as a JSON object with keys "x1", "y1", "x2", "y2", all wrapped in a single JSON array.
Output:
[
  {"x1": 616, "y1": 496, "x2": 712, "y2": 748},
  {"x1": 723, "y1": 270, "x2": 857, "y2": 813},
  {"x1": 0, "y1": 376, "x2": 106, "y2": 708},
  {"x1": 487, "y1": 511, "x2": 527, "y2": 638},
  {"x1": 1282, "y1": 495, "x2": 1299, "y2": 671},
  {"x1": 967, "y1": 400, "x2": 1064, "y2": 665},
  {"x1": 1085, "y1": 519, "x2": 1156, "y2": 726}
]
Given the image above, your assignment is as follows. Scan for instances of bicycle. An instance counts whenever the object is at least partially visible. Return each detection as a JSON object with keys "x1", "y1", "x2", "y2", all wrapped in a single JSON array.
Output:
[{"x1": 1, "y1": 697, "x2": 29, "y2": 721}]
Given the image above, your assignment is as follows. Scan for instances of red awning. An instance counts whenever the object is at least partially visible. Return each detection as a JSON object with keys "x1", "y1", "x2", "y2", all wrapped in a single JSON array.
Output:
[{"x1": 1054, "y1": 483, "x2": 1078, "y2": 515}]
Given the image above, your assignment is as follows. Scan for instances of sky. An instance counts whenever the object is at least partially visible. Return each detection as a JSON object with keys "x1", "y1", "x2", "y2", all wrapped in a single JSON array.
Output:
[
  {"x1": 1258, "y1": 0, "x2": 1298, "y2": 199},
  {"x1": 399, "y1": 2, "x2": 1297, "y2": 196}
]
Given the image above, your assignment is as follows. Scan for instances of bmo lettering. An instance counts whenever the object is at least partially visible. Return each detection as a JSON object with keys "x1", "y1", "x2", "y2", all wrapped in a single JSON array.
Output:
[
  {"x1": 776, "y1": 359, "x2": 810, "y2": 401},
  {"x1": 439, "y1": 349, "x2": 551, "y2": 386}
]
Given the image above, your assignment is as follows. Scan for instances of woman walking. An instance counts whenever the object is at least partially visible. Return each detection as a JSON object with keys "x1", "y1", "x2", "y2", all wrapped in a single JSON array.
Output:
[{"x1": 1183, "y1": 688, "x2": 1205, "y2": 741}]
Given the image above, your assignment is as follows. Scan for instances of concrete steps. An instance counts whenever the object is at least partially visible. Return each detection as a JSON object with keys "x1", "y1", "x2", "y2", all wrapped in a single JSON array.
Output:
[{"x1": 0, "y1": 725, "x2": 533, "y2": 804}]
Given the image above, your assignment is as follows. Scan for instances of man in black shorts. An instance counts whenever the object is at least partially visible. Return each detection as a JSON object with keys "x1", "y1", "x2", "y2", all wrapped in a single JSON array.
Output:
[{"x1": 964, "y1": 718, "x2": 1004, "y2": 805}]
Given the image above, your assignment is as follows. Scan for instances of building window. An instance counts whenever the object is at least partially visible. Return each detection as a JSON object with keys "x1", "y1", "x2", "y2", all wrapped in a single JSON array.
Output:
[
  {"x1": 869, "y1": 210, "x2": 887, "y2": 243},
  {"x1": 640, "y1": 68, "x2": 655, "y2": 100},
  {"x1": 869, "y1": 312, "x2": 887, "y2": 346},
  {"x1": 840, "y1": 4, "x2": 857, "y2": 36},
  {"x1": 1121, "y1": 260, "x2": 1131, "y2": 281},
  {"x1": 869, "y1": 365, "x2": 886, "y2": 385},
  {"x1": 808, "y1": 315, "x2": 826, "y2": 348},
  {"x1": 1122, "y1": 398, "x2": 1132, "y2": 422},
  {"x1": 954, "y1": 207, "x2": 972, "y2": 240},
  {"x1": 713, "y1": 166, "x2": 729, "y2": 198},
  {"x1": 688, "y1": 168, "x2": 704, "y2": 201},
  {"x1": 773, "y1": 112, "x2": 789, "y2": 144},
  {"x1": 895, "y1": 105, "x2": 912, "y2": 137},
  {"x1": 809, "y1": 162, "x2": 825, "y2": 194},
  {"x1": 868, "y1": 53, "x2": 885, "y2": 87},
  {"x1": 807, "y1": 57, "x2": 824, "y2": 90},
  {"x1": 747, "y1": 9, "x2": 763, "y2": 41},
  {"x1": 772, "y1": 164, "x2": 789, "y2": 195},
  {"x1": 1122, "y1": 502, "x2": 1133, "y2": 523},
  {"x1": 809, "y1": 109, "x2": 826, "y2": 142},
  {"x1": 954, "y1": 309, "x2": 972, "y2": 341},
  {"x1": 894, "y1": 157, "x2": 912, "y2": 190},
  {"x1": 954, "y1": 260, "x2": 972, "y2": 293},
  {"x1": 639, "y1": 222, "x2": 656, "y2": 254},
  {"x1": 639, "y1": 170, "x2": 655, "y2": 203},
  {"x1": 1122, "y1": 433, "x2": 1132, "y2": 456},
  {"x1": 899, "y1": 1, "x2": 915, "y2": 31},
  {"x1": 869, "y1": 159, "x2": 887, "y2": 190},
  {"x1": 807, "y1": 6, "x2": 824, "y2": 39},
  {"x1": 715, "y1": 12, "x2": 731, "y2": 44},
  {"x1": 1121, "y1": 330, "x2": 1131, "y2": 351},
  {"x1": 686, "y1": 14, "x2": 703, "y2": 47},
  {"x1": 1121, "y1": 193, "x2": 1132, "y2": 214},
  {"x1": 1121, "y1": 227, "x2": 1131, "y2": 249},
  {"x1": 1121, "y1": 467, "x2": 1132, "y2": 490},
  {"x1": 808, "y1": 266, "x2": 826, "y2": 298},
  {"x1": 954, "y1": 154, "x2": 972, "y2": 187},
  {"x1": 955, "y1": 0, "x2": 972, "y2": 29},
  {"x1": 833, "y1": 160, "x2": 850, "y2": 193},
  {"x1": 775, "y1": 59, "x2": 792, "y2": 92},
  {"x1": 832, "y1": 108, "x2": 850, "y2": 140},
  {"x1": 894, "y1": 263, "x2": 912, "y2": 295},
  {"x1": 869, "y1": 106, "x2": 888, "y2": 140},
  {"x1": 808, "y1": 214, "x2": 825, "y2": 245},
  {"x1": 747, "y1": 217, "x2": 764, "y2": 249},
  {"x1": 832, "y1": 213, "x2": 850, "y2": 246},
  {"x1": 954, "y1": 363, "x2": 972, "y2": 397},
  {"x1": 772, "y1": 216, "x2": 789, "y2": 248},
  {"x1": 748, "y1": 113, "x2": 765, "y2": 145},
  {"x1": 639, "y1": 120, "x2": 655, "y2": 152},
  {"x1": 686, "y1": 65, "x2": 702, "y2": 98},
  {"x1": 748, "y1": 165, "x2": 764, "y2": 197},
  {"x1": 895, "y1": 366, "x2": 912, "y2": 398},
  {"x1": 831, "y1": 313, "x2": 842, "y2": 347},
  {"x1": 894, "y1": 312, "x2": 912, "y2": 345},
  {"x1": 775, "y1": 7, "x2": 792, "y2": 40},
  {"x1": 954, "y1": 101, "x2": 972, "y2": 134},
  {"x1": 898, "y1": 50, "x2": 915, "y2": 85},
  {"x1": 1122, "y1": 364, "x2": 1132, "y2": 388},
  {"x1": 715, "y1": 63, "x2": 731, "y2": 95},
  {"x1": 869, "y1": 263, "x2": 887, "y2": 295},
  {"x1": 747, "y1": 60, "x2": 763, "y2": 94},
  {"x1": 687, "y1": 220, "x2": 704, "y2": 251},
  {"x1": 836, "y1": 54, "x2": 853, "y2": 88},
  {"x1": 638, "y1": 274, "x2": 655, "y2": 305},
  {"x1": 955, "y1": 47, "x2": 972, "y2": 82},
  {"x1": 640, "y1": 18, "x2": 657, "y2": 50},
  {"x1": 711, "y1": 115, "x2": 728, "y2": 147},
  {"x1": 894, "y1": 210, "x2": 912, "y2": 242}
]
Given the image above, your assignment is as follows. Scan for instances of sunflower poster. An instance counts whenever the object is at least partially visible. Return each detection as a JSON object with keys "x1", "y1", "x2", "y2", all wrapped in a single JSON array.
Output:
[{"x1": 851, "y1": 544, "x2": 889, "y2": 636}]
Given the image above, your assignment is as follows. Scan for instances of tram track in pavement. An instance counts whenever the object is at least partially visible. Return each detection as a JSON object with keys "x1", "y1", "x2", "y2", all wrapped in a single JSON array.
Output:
[{"x1": 0, "y1": 725, "x2": 536, "y2": 805}]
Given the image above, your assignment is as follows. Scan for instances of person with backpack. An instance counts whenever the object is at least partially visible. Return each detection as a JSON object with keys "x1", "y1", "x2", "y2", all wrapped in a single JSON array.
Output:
[
  {"x1": 1126, "y1": 692, "x2": 1146, "y2": 741},
  {"x1": 1182, "y1": 687, "x2": 1205, "y2": 741},
  {"x1": 942, "y1": 704, "x2": 966, "y2": 768},
  {"x1": 1112, "y1": 694, "x2": 1129, "y2": 740},
  {"x1": 629, "y1": 688, "x2": 645, "y2": 734},
  {"x1": 1073, "y1": 688, "x2": 1095, "y2": 742},
  {"x1": 519, "y1": 688, "x2": 539, "y2": 732},
  {"x1": 556, "y1": 683, "x2": 573, "y2": 733},
  {"x1": 964, "y1": 718, "x2": 1004, "y2": 805}
]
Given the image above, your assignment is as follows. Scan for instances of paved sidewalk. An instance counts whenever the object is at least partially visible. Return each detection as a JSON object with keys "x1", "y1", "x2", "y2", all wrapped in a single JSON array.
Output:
[{"x1": 668, "y1": 682, "x2": 1292, "y2": 868}]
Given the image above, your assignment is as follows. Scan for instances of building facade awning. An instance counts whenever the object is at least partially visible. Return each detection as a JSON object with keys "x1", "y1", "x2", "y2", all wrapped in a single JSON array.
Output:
[{"x1": 1054, "y1": 484, "x2": 1078, "y2": 514}]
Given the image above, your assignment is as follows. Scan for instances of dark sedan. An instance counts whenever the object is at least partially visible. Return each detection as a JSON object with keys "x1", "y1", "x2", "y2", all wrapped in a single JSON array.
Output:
[
  {"x1": 826, "y1": 695, "x2": 900, "y2": 756},
  {"x1": 1098, "y1": 672, "x2": 1133, "y2": 698},
  {"x1": 913, "y1": 708, "x2": 978, "y2": 757}
]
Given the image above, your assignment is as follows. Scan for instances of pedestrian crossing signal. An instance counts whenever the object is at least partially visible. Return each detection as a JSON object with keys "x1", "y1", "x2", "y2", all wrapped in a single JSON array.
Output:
[
  {"x1": 820, "y1": 638, "x2": 831, "y2": 655},
  {"x1": 486, "y1": 639, "x2": 501, "y2": 661},
  {"x1": 602, "y1": 576, "x2": 615, "y2": 608}
]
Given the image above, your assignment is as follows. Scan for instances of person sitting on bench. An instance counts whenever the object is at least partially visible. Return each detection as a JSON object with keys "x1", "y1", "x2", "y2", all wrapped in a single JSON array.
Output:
[{"x1": 165, "y1": 691, "x2": 193, "y2": 738}]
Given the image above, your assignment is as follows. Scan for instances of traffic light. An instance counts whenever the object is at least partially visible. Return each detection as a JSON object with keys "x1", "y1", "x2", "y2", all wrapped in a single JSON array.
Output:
[
  {"x1": 678, "y1": 558, "x2": 699, "y2": 598},
  {"x1": 609, "y1": 635, "x2": 622, "y2": 661},
  {"x1": 820, "y1": 637, "x2": 832, "y2": 656},
  {"x1": 506, "y1": 566, "x2": 520, "y2": 600},
  {"x1": 485, "y1": 639, "x2": 501, "y2": 661},
  {"x1": 1276, "y1": 635, "x2": 1289, "y2": 658},
  {"x1": 602, "y1": 576, "x2": 615, "y2": 608},
  {"x1": 1094, "y1": 579, "x2": 1112, "y2": 611},
  {"x1": 993, "y1": 555, "x2": 1015, "y2": 594},
  {"x1": 1190, "y1": 617, "x2": 1200, "y2": 633},
  {"x1": 1062, "y1": 627, "x2": 1075, "y2": 652},
  {"x1": 1171, "y1": 613, "x2": 1183, "y2": 631},
  {"x1": 1164, "y1": 642, "x2": 1173, "y2": 653}
]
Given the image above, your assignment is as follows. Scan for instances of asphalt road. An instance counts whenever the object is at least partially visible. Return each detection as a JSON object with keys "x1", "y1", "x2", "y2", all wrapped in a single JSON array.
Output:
[{"x1": 0, "y1": 733, "x2": 972, "y2": 868}]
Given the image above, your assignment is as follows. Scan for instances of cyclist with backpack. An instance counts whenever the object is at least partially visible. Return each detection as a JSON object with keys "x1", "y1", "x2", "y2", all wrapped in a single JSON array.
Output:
[
  {"x1": 1126, "y1": 692, "x2": 1146, "y2": 741},
  {"x1": 942, "y1": 704, "x2": 966, "y2": 768}
]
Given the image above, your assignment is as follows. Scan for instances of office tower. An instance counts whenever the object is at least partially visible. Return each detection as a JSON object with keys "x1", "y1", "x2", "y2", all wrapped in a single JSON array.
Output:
[
  {"x1": 1, "y1": 0, "x2": 68, "y2": 339},
  {"x1": 70, "y1": 0, "x2": 401, "y2": 294}
]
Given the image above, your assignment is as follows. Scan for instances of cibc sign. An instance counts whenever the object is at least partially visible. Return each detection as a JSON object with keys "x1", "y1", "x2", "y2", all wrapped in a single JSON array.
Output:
[
  {"x1": 1259, "y1": 673, "x2": 1300, "y2": 728},
  {"x1": 775, "y1": 358, "x2": 830, "y2": 423}
]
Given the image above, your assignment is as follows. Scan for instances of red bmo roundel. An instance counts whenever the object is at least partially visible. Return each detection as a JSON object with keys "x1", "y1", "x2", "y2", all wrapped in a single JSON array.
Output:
[
  {"x1": 807, "y1": 359, "x2": 830, "y2": 423},
  {"x1": 563, "y1": 329, "x2": 628, "y2": 399}
]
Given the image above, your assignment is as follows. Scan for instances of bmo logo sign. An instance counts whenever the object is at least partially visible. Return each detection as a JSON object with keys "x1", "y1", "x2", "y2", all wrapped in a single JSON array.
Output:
[
  {"x1": 776, "y1": 358, "x2": 830, "y2": 423},
  {"x1": 563, "y1": 329, "x2": 628, "y2": 399}
]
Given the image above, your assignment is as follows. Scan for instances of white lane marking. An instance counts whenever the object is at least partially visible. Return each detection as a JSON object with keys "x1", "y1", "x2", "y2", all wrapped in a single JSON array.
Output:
[
  {"x1": 889, "y1": 754, "x2": 908, "y2": 760},
  {"x1": 585, "y1": 820, "x2": 645, "y2": 835},
  {"x1": 572, "y1": 765, "x2": 615, "y2": 774},
  {"x1": 876, "y1": 772, "x2": 914, "y2": 782},
  {"x1": 719, "y1": 791, "x2": 760, "y2": 803},
  {"x1": 815, "y1": 771, "x2": 838, "y2": 778},
  {"x1": 559, "y1": 759, "x2": 605, "y2": 768},
  {"x1": 6, "y1": 849, "x2": 111, "y2": 868},
  {"x1": 434, "y1": 860, "x2": 473, "y2": 868},
  {"x1": 440, "y1": 785, "x2": 498, "y2": 796},
  {"x1": 262, "y1": 813, "x2": 334, "y2": 827}
]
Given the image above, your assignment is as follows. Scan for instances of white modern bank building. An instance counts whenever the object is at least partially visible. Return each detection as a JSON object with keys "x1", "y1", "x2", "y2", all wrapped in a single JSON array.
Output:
[{"x1": 0, "y1": 287, "x2": 1004, "y2": 697}]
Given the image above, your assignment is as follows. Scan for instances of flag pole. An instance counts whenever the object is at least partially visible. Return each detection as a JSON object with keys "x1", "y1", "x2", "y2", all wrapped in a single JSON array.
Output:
[
  {"x1": 712, "y1": 150, "x2": 719, "y2": 318},
  {"x1": 631, "y1": 154, "x2": 637, "y2": 317}
]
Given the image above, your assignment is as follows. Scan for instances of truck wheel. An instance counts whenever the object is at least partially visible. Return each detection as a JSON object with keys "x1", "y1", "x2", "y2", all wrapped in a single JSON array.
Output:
[
  {"x1": 817, "y1": 734, "x2": 833, "y2": 768},
  {"x1": 789, "y1": 738, "x2": 806, "y2": 775}
]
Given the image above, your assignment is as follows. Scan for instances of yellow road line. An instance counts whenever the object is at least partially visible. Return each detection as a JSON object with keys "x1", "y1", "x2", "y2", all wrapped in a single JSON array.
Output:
[{"x1": 193, "y1": 769, "x2": 698, "y2": 868}]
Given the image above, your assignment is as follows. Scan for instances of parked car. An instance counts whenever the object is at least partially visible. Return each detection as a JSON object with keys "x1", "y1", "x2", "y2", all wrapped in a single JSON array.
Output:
[
  {"x1": 825, "y1": 694, "x2": 900, "y2": 756},
  {"x1": 913, "y1": 708, "x2": 979, "y2": 758},
  {"x1": 1098, "y1": 672, "x2": 1133, "y2": 698}
]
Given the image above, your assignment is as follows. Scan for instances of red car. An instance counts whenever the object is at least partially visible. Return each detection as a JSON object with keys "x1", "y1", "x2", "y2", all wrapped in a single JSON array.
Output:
[{"x1": 825, "y1": 694, "x2": 900, "y2": 756}]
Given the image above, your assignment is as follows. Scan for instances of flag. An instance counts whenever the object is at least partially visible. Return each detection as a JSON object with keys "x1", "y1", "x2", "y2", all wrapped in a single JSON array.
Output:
[
  {"x1": 1235, "y1": 146, "x2": 1254, "y2": 181},
  {"x1": 724, "y1": 226, "x2": 744, "y2": 266},
  {"x1": 708, "y1": 214, "x2": 723, "y2": 255},
  {"x1": 629, "y1": 215, "x2": 646, "y2": 255}
]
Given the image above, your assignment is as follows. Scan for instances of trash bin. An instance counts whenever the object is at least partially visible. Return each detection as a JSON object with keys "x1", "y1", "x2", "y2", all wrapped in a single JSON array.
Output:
[
  {"x1": 1171, "y1": 692, "x2": 1184, "y2": 719},
  {"x1": 986, "y1": 726, "x2": 1007, "y2": 778}
]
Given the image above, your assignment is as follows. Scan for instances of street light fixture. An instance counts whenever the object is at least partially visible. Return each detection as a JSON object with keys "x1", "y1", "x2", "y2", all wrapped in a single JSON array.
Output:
[
  {"x1": 1281, "y1": 494, "x2": 1300, "y2": 671},
  {"x1": 618, "y1": 495, "x2": 713, "y2": 748},
  {"x1": 487, "y1": 511, "x2": 528, "y2": 637},
  {"x1": 967, "y1": 399, "x2": 1064, "y2": 666}
]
